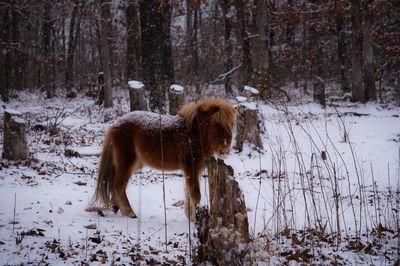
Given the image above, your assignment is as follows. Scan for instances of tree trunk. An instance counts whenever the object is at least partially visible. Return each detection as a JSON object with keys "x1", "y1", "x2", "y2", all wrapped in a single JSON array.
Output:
[
  {"x1": 235, "y1": 103, "x2": 263, "y2": 152},
  {"x1": 126, "y1": 0, "x2": 141, "y2": 81},
  {"x1": 43, "y1": 0, "x2": 54, "y2": 98},
  {"x1": 255, "y1": 0, "x2": 271, "y2": 98},
  {"x1": 140, "y1": 0, "x2": 174, "y2": 113},
  {"x1": 350, "y1": 0, "x2": 364, "y2": 102},
  {"x1": 195, "y1": 158, "x2": 250, "y2": 265},
  {"x1": 234, "y1": 0, "x2": 254, "y2": 91},
  {"x1": 336, "y1": 2, "x2": 350, "y2": 93},
  {"x1": 0, "y1": 7, "x2": 11, "y2": 101},
  {"x1": 221, "y1": 0, "x2": 233, "y2": 95},
  {"x1": 169, "y1": 85, "x2": 185, "y2": 115},
  {"x1": 313, "y1": 76, "x2": 326, "y2": 107},
  {"x1": 362, "y1": 0, "x2": 376, "y2": 101},
  {"x1": 100, "y1": 0, "x2": 113, "y2": 108},
  {"x1": 65, "y1": 2, "x2": 81, "y2": 91},
  {"x1": 255, "y1": 0, "x2": 270, "y2": 73},
  {"x1": 192, "y1": 3, "x2": 200, "y2": 93},
  {"x1": 3, "y1": 109, "x2": 27, "y2": 161},
  {"x1": 128, "y1": 80, "x2": 147, "y2": 111}
]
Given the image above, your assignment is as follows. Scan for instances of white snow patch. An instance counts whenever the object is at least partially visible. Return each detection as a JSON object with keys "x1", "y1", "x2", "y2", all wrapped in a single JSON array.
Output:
[
  {"x1": 170, "y1": 84, "x2": 184, "y2": 94},
  {"x1": 128, "y1": 80, "x2": 145, "y2": 90}
]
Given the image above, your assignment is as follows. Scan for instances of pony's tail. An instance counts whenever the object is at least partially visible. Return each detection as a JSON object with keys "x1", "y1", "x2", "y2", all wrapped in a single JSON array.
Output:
[{"x1": 90, "y1": 134, "x2": 115, "y2": 208}]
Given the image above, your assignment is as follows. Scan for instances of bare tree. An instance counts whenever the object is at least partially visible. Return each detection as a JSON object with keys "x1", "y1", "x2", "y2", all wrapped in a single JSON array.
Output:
[
  {"x1": 221, "y1": 0, "x2": 233, "y2": 94},
  {"x1": 187, "y1": 0, "x2": 200, "y2": 93},
  {"x1": 335, "y1": 1, "x2": 350, "y2": 93},
  {"x1": 100, "y1": 0, "x2": 113, "y2": 108},
  {"x1": 234, "y1": 0, "x2": 254, "y2": 91},
  {"x1": 362, "y1": 0, "x2": 376, "y2": 101},
  {"x1": 350, "y1": 0, "x2": 364, "y2": 102},
  {"x1": 140, "y1": 0, "x2": 174, "y2": 112},
  {"x1": 126, "y1": 0, "x2": 141, "y2": 82},
  {"x1": 43, "y1": 0, "x2": 53, "y2": 98},
  {"x1": 65, "y1": 2, "x2": 81, "y2": 91}
]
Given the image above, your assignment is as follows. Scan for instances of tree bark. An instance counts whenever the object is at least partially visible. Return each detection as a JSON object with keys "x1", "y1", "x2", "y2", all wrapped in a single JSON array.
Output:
[
  {"x1": 350, "y1": 0, "x2": 364, "y2": 102},
  {"x1": 221, "y1": 0, "x2": 233, "y2": 95},
  {"x1": 234, "y1": 0, "x2": 254, "y2": 91},
  {"x1": 65, "y1": 2, "x2": 81, "y2": 91},
  {"x1": 195, "y1": 158, "x2": 250, "y2": 264},
  {"x1": 0, "y1": 7, "x2": 12, "y2": 101},
  {"x1": 255, "y1": 0, "x2": 270, "y2": 73},
  {"x1": 235, "y1": 104, "x2": 263, "y2": 152},
  {"x1": 336, "y1": 2, "x2": 350, "y2": 93},
  {"x1": 43, "y1": 0, "x2": 54, "y2": 98},
  {"x1": 126, "y1": 0, "x2": 141, "y2": 81},
  {"x1": 362, "y1": 0, "x2": 376, "y2": 101},
  {"x1": 313, "y1": 76, "x2": 326, "y2": 107},
  {"x1": 100, "y1": 0, "x2": 113, "y2": 108},
  {"x1": 140, "y1": 0, "x2": 174, "y2": 113},
  {"x1": 3, "y1": 109, "x2": 27, "y2": 160},
  {"x1": 168, "y1": 85, "x2": 185, "y2": 115}
]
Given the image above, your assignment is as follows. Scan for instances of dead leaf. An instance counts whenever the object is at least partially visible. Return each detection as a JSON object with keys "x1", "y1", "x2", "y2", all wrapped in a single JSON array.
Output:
[
  {"x1": 57, "y1": 207, "x2": 64, "y2": 214},
  {"x1": 74, "y1": 181, "x2": 87, "y2": 186},
  {"x1": 172, "y1": 200, "x2": 184, "y2": 207},
  {"x1": 84, "y1": 223, "x2": 97, "y2": 230}
]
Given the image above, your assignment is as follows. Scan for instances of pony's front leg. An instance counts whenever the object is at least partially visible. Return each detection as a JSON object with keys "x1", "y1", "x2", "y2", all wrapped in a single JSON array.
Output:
[
  {"x1": 183, "y1": 163, "x2": 202, "y2": 222},
  {"x1": 184, "y1": 187, "x2": 197, "y2": 222}
]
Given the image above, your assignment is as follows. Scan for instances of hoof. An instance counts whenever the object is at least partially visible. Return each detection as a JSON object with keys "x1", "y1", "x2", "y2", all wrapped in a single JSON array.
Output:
[
  {"x1": 112, "y1": 204, "x2": 119, "y2": 213},
  {"x1": 121, "y1": 210, "x2": 137, "y2": 218}
]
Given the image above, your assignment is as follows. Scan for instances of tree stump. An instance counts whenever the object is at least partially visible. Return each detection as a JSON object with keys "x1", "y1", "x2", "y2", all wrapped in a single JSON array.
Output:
[
  {"x1": 3, "y1": 109, "x2": 27, "y2": 160},
  {"x1": 235, "y1": 101, "x2": 263, "y2": 152},
  {"x1": 96, "y1": 72, "x2": 105, "y2": 105},
  {"x1": 313, "y1": 76, "x2": 326, "y2": 107},
  {"x1": 168, "y1": 84, "x2": 185, "y2": 115},
  {"x1": 128, "y1": 80, "x2": 147, "y2": 111},
  {"x1": 195, "y1": 157, "x2": 250, "y2": 265}
]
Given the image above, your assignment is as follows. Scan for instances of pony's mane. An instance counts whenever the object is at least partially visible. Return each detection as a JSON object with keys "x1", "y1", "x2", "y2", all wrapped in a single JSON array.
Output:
[{"x1": 178, "y1": 98, "x2": 236, "y2": 133}]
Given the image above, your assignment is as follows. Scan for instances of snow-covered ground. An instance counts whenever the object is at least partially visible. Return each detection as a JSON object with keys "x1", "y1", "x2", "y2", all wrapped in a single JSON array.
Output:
[{"x1": 0, "y1": 89, "x2": 399, "y2": 265}]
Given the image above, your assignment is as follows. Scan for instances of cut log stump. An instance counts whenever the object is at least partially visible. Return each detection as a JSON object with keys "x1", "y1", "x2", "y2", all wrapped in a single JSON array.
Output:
[
  {"x1": 195, "y1": 157, "x2": 250, "y2": 265},
  {"x1": 169, "y1": 84, "x2": 185, "y2": 115},
  {"x1": 128, "y1": 80, "x2": 147, "y2": 111},
  {"x1": 235, "y1": 102, "x2": 263, "y2": 152},
  {"x1": 313, "y1": 76, "x2": 326, "y2": 107},
  {"x1": 3, "y1": 109, "x2": 27, "y2": 160}
]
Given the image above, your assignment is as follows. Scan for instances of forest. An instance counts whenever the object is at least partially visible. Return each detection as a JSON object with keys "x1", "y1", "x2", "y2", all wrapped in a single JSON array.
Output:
[
  {"x1": 1, "y1": 0, "x2": 399, "y2": 106},
  {"x1": 0, "y1": 0, "x2": 399, "y2": 265}
]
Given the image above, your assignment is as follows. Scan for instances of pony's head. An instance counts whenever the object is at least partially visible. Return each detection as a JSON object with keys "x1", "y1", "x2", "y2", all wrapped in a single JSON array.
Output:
[{"x1": 179, "y1": 98, "x2": 237, "y2": 157}]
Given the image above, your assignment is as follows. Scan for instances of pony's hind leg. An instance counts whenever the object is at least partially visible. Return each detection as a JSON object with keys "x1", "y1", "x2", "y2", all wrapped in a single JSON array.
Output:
[
  {"x1": 112, "y1": 138, "x2": 141, "y2": 218},
  {"x1": 113, "y1": 160, "x2": 140, "y2": 218}
]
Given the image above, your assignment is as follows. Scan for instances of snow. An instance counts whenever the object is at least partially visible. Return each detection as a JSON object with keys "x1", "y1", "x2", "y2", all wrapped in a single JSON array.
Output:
[
  {"x1": 235, "y1": 96, "x2": 247, "y2": 102},
  {"x1": 0, "y1": 90, "x2": 399, "y2": 265},
  {"x1": 244, "y1": 85, "x2": 260, "y2": 95},
  {"x1": 4, "y1": 109, "x2": 22, "y2": 116},
  {"x1": 128, "y1": 80, "x2": 145, "y2": 90},
  {"x1": 170, "y1": 84, "x2": 184, "y2": 94},
  {"x1": 114, "y1": 111, "x2": 181, "y2": 130}
]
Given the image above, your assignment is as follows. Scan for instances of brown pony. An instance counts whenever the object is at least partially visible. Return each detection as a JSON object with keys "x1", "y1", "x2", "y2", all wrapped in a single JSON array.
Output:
[{"x1": 90, "y1": 98, "x2": 236, "y2": 220}]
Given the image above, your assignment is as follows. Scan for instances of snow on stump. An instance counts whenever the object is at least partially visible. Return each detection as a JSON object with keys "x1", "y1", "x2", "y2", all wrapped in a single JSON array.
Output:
[
  {"x1": 128, "y1": 80, "x2": 147, "y2": 111},
  {"x1": 243, "y1": 85, "x2": 260, "y2": 99},
  {"x1": 3, "y1": 109, "x2": 28, "y2": 160},
  {"x1": 313, "y1": 76, "x2": 326, "y2": 107},
  {"x1": 235, "y1": 97, "x2": 263, "y2": 152},
  {"x1": 169, "y1": 84, "x2": 185, "y2": 115},
  {"x1": 195, "y1": 157, "x2": 250, "y2": 265}
]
